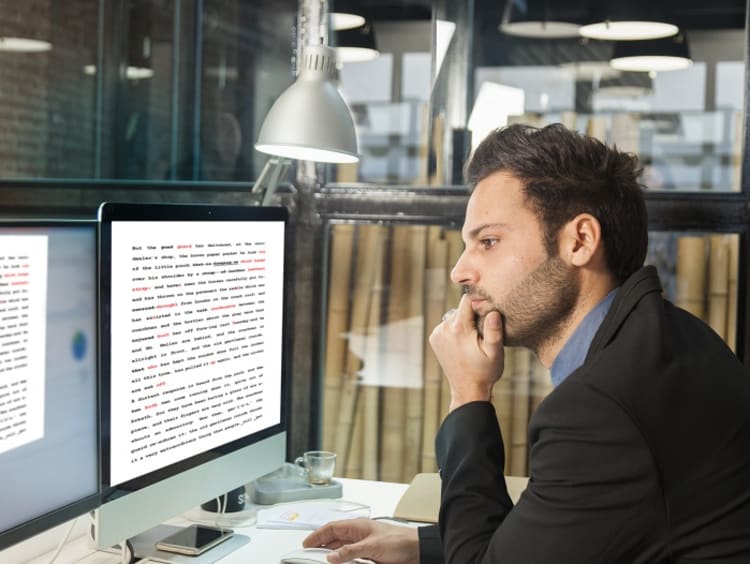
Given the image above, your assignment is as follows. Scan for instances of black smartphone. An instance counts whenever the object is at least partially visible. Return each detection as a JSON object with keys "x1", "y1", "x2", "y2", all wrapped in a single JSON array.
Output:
[{"x1": 155, "y1": 524, "x2": 234, "y2": 556}]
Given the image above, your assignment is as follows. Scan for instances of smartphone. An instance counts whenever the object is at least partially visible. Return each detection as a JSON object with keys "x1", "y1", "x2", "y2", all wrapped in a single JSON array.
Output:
[{"x1": 155, "y1": 524, "x2": 234, "y2": 556}]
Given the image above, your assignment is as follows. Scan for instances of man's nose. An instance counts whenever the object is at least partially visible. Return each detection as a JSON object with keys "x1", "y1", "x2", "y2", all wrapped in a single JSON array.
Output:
[{"x1": 450, "y1": 251, "x2": 474, "y2": 286}]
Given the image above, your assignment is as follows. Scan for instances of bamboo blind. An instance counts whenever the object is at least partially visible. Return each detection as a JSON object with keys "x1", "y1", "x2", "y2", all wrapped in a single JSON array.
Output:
[
  {"x1": 322, "y1": 225, "x2": 741, "y2": 483},
  {"x1": 675, "y1": 233, "x2": 739, "y2": 352}
]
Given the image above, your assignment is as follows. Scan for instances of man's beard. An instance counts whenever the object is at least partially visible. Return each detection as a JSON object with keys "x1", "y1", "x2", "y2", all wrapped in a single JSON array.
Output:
[{"x1": 467, "y1": 254, "x2": 579, "y2": 354}]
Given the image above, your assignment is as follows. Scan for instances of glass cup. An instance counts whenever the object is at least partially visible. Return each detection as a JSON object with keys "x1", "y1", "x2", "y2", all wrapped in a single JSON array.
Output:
[{"x1": 294, "y1": 450, "x2": 336, "y2": 486}]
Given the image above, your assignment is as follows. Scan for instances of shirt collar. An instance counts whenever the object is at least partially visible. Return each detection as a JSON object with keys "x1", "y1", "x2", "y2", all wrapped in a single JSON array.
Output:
[{"x1": 549, "y1": 288, "x2": 618, "y2": 387}]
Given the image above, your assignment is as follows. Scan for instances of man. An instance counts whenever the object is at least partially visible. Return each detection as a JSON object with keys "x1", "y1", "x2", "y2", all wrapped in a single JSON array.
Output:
[{"x1": 304, "y1": 124, "x2": 750, "y2": 563}]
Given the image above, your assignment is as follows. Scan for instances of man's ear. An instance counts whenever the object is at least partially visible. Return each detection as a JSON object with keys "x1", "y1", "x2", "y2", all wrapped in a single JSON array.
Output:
[{"x1": 559, "y1": 213, "x2": 603, "y2": 267}]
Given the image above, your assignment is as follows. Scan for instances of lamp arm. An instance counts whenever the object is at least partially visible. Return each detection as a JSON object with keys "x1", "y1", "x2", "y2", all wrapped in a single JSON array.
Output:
[{"x1": 251, "y1": 157, "x2": 292, "y2": 206}]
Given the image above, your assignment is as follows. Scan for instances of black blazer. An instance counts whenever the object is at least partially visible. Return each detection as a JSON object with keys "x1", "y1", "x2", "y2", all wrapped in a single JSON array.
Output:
[{"x1": 422, "y1": 266, "x2": 750, "y2": 563}]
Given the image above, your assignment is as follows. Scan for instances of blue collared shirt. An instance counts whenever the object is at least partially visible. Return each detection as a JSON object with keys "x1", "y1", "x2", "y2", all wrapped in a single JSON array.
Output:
[{"x1": 549, "y1": 289, "x2": 618, "y2": 387}]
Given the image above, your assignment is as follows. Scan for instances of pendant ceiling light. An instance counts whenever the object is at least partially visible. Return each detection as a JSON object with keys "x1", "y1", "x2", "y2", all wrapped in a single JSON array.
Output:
[
  {"x1": 0, "y1": 37, "x2": 51, "y2": 52},
  {"x1": 580, "y1": 1, "x2": 679, "y2": 41},
  {"x1": 82, "y1": 32, "x2": 153, "y2": 80},
  {"x1": 332, "y1": 13, "x2": 365, "y2": 31},
  {"x1": 126, "y1": 35, "x2": 154, "y2": 79},
  {"x1": 0, "y1": 13, "x2": 52, "y2": 52},
  {"x1": 334, "y1": 23, "x2": 379, "y2": 63},
  {"x1": 610, "y1": 34, "x2": 692, "y2": 73},
  {"x1": 330, "y1": 0, "x2": 366, "y2": 31},
  {"x1": 499, "y1": 0, "x2": 581, "y2": 39}
]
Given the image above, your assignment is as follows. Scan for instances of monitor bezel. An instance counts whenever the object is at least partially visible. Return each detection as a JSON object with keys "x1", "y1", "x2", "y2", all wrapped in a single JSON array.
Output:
[
  {"x1": 97, "y1": 202, "x2": 290, "y2": 495},
  {"x1": 0, "y1": 218, "x2": 101, "y2": 551}
]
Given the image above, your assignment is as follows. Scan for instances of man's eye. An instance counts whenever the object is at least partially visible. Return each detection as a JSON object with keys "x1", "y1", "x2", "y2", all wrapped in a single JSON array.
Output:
[{"x1": 480, "y1": 238, "x2": 498, "y2": 250}]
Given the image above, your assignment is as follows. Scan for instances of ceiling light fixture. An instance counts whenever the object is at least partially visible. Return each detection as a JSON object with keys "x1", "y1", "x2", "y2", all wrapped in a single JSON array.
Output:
[
  {"x1": 0, "y1": 37, "x2": 51, "y2": 52},
  {"x1": 580, "y1": 20, "x2": 678, "y2": 41},
  {"x1": 580, "y1": 1, "x2": 679, "y2": 41},
  {"x1": 335, "y1": 23, "x2": 379, "y2": 64},
  {"x1": 331, "y1": 12, "x2": 366, "y2": 31},
  {"x1": 330, "y1": 0, "x2": 366, "y2": 31},
  {"x1": 610, "y1": 34, "x2": 692, "y2": 73},
  {"x1": 499, "y1": 0, "x2": 581, "y2": 39},
  {"x1": 83, "y1": 64, "x2": 154, "y2": 80}
]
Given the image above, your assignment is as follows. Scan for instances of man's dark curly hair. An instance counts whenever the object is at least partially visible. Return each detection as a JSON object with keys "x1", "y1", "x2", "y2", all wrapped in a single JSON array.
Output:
[{"x1": 465, "y1": 123, "x2": 648, "y2": 284}]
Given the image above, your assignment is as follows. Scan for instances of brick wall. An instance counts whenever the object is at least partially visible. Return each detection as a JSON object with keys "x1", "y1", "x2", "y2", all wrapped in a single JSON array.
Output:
[{"x1": 0, "y1": 0, "x2": 97, "y2": 178}]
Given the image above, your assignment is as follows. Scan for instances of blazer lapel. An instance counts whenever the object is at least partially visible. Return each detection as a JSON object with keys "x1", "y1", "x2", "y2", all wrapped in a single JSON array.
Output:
[{"x1": 586, "y1": 266, "x2": 663, "y2": 360}]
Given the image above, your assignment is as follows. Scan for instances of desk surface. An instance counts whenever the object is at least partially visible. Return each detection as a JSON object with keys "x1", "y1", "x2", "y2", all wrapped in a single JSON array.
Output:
[{"x1": 29, "y1": 479, "x2": 410, "y2": 564}]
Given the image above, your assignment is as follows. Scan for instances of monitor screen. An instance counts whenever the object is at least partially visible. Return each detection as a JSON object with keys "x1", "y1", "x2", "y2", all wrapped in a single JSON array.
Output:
[
  {"x1": 95, "y1": 202, "x2": 289, "y2": 548},
  {"x1": 0, "y1": 221, "x2": 99, "y2": 550}
]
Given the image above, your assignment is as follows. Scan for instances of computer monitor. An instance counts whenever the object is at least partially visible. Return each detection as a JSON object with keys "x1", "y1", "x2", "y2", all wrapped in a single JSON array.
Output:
[
  {"x1": 0, "y1": 220, "x2": 99, "y2": 550},
  {"x1": 94, "y1": 202, "x2": 289, "y2": 549}
]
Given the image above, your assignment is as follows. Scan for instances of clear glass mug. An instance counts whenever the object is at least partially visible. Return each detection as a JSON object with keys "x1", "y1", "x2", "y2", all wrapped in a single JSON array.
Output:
[{"x1": 294, "y1": 450, "x2": 336, "y2": 486}]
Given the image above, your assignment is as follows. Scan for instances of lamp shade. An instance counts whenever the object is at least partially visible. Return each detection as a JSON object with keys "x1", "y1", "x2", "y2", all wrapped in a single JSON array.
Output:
[
  {"x1": 610, "y1": 34, "x2": 692, "y2": 72},
  {"x1": 0, "y1": 4, "x2": 52, "y2": 52},
  {"x1": 580, "y1": 21, "x2": 678, "y2": 41},
  {"x1": 499, "y1": 0, "x2": 581, "y2": 39},
  {"x1": 255, "y1": 44, "x2": 359, "y2": 164},
  {"x1": 330, "y1": 0, "x2": 366, "y2": 30},
  {"x1": 332, "y1": 12, "x2": 366, "y2": 31},
  {"x1": 580, "y1": 1, "x2": 679, "y2": 40},
  {"x1": 126, "y1": 35, "x2": 153, "y2": 79},
  {"x1": 335, "y1": 23, "x2": 379, "y2": 63},
  {"x1": 0, "y1": 37, "x2": 51, "y2": 52}
]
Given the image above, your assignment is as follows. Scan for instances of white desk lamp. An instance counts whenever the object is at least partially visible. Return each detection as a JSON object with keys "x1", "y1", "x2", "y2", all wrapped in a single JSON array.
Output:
[{"x1": 253, "y1": 43, "x2": 359, "y2": 206}]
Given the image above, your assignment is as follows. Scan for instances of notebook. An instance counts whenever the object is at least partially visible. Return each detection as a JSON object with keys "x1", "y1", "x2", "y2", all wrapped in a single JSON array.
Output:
[{"x1": 393, "y1": 473, "x2": 529, "y2": 523}]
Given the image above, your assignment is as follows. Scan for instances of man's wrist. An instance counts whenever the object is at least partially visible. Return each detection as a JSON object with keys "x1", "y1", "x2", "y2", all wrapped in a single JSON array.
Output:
[{"x1": 449, "y1": 387, "x2": 493, "y2": 411}]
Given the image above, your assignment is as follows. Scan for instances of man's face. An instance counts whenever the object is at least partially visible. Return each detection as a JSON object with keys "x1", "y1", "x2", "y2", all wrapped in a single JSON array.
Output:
[{"x1": 450, "y1": 171, "x2": 579, "y2": 351}]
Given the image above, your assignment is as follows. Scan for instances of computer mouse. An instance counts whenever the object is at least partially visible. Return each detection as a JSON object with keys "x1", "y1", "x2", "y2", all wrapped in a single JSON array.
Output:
[
  {"x1": 279, "y1": 547, "x2": 333, "y2": 564},
  {"x1": 279, "y1": 547, "x2": 367, "y2": 564}
]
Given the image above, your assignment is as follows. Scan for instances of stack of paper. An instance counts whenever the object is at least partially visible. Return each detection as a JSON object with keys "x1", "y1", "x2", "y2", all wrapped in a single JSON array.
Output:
[{"x1": 256, "y1": 501, "x2": 370, "y2": 530}]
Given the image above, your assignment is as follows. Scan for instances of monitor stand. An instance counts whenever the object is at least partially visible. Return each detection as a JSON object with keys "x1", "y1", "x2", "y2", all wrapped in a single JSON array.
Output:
[{"x1": 127, "y1": 524, "x2": 250, "y2": 564}]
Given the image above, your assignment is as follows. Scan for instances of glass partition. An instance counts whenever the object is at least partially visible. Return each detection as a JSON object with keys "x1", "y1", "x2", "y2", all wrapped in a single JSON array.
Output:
[
  {"x1": 314, "y1": 0, "x2": 749, "y2": 474},
  {"x1": 0, "y1": 0, "x2": 295, "y2": 181},
  {"x1": 332, "y1": 2, "x2": 746, "y2": 190},
  {"x1": 0, "y1": 2, "x2": 98, "y2": 177},
  {"x1": 319, "y1": 222, "x2": 741, "y2": 481}
]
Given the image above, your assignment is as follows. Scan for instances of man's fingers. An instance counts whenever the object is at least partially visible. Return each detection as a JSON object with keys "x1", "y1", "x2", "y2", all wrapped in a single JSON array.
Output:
[
  {"x1": 328, "y1": 542, "x2": 366, "y2": 564},
  {"x1": 481, "y1": 310, "x2": 503, "y2": 350},
  {"x1": 304, "y1": 519, "x2": 370, "y2": 550},
  {"x1": 455, "y1": 293, "x2": 474, "y2": 326},
  {"x1": 303, "y1": 524, "x2": 339, "y2": 548}
]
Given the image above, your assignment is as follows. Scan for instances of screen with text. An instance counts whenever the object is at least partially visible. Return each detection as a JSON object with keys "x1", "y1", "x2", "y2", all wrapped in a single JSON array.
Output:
[
  {"x1": 0, "y1": 222, "x2": 98, "y2": 548},
  {"x1": 0, "y1": 234, "x2": 47, "y2": 453},
  {"x1": 108, "y1": 218, "x2": 285, "y2": 486}
]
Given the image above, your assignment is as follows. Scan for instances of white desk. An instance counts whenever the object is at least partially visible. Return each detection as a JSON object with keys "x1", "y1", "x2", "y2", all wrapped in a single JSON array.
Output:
[{"x1": 23, "y1": 479, "x2": 410, "y2": 564}]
